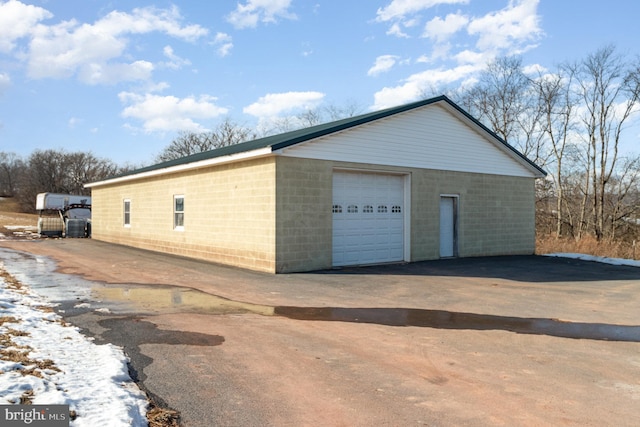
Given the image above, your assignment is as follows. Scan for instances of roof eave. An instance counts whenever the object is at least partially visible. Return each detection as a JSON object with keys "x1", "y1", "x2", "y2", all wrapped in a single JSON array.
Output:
[{"x1": 85, "y1": 147, "x2": 273, "y2": 188}]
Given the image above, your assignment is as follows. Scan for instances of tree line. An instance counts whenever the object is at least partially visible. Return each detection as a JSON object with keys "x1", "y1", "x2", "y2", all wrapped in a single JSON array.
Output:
[
  {"x1": 449, "y1": 45, "x2": 640, "y2": 244},
  {"x1": 2, "y1": 45, "x2": 639, "y2": 250},
  {"x1": 0, "y1": 150, "x2": 123, "y2": 212}
]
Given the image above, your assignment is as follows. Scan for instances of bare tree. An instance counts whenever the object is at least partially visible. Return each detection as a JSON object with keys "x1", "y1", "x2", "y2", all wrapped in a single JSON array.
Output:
[
  {"x1": 573, "y1": 45, "x2": 640, "y2": 240},
  {"x1": 297, "y1": 108, "x2": 324, "y2": 128},
  {"x1": 323, "y1": 100, "x2": 364, "y2": 120},
  {"x1": 258, "y1": 101, "x2": 366, "y2": 137},
  {"x1": 462, "y1": 58, "x2": 531, "y2": 142},
  {"x1": 608, "y1": 156, "x2": 640, "y2": 240},
  {"x1": 156, "y1": 118, "x2": 257, "y2": 162},
  {"x1": 0, "y1": 152, "x2": 25, "y2": 197},
  {"x1": 63, "y1": 152, "x2": 119, "y2": 195},
  {"x1": 16, "y1": 149, "x2": 117, "y2": 212},
  {"x1": 533, "y1": 65, "x2": 578, "y2": 237}
]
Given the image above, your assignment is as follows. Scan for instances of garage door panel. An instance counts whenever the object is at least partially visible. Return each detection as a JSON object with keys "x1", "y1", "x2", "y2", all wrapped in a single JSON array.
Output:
[{"x1": 332, "y1": 171, "x2": 405, "y2": 267}]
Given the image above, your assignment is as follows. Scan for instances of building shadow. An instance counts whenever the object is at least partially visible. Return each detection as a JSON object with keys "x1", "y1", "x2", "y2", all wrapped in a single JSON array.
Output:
[{"x1": 313, "y1": 255, "x2": 640, "y2": 282}]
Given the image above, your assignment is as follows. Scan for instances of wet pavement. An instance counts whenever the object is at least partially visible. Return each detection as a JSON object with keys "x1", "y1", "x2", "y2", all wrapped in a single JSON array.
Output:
[
  {"x1": 4, "y1": 247, "x2": 638, "y2": 343},
  {"x1": 1, "y1": 240, "x2": 640, "y2": 426}
]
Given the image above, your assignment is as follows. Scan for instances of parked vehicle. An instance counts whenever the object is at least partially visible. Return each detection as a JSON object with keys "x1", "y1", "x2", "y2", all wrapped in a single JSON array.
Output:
[{"x1": 36, "y1": 193, "x2": 91, "y2": 238}]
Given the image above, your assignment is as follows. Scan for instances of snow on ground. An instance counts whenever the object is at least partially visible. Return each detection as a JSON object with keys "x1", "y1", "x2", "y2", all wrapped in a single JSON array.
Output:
[{"x1": 0, "y1": 262, "x2": 148, "y2": 426}]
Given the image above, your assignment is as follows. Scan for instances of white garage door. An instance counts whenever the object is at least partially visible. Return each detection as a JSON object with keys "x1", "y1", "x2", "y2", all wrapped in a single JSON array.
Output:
[{"x1": 332, "y1": 171, "x2": 405, "y2": 266}]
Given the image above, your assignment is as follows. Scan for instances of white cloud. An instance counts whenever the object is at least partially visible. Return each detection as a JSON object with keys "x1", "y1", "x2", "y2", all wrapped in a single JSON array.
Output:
[
  {"x1": 243, "y1": 91, "x2": 325, "y2": 118},
  {"x1": 386, "y1": 23, "x2": 410, "y2": 38},
  {"x1": 0, "y1": 73, "x2": 10, "y2": 95},
  {"x1": 244, "y1": 91, "x2": 326, "y2": 135},
  {"x1": 0, "y1": 0, "x2": 52, "y2": 53},
  {"x1": 453, "y1": 49, "x2": 493, "y2": 66},
  {"x1": 368, "y1": 55, "x2": 400, "y2": 76},
  {"x1": 522, "y1": 63, "x2": 547, "y2": 75},
  {"x1": 376, "y1": 0, "x2": 469, "y2": 23},
  {"x1": 467, "y1": 0, "x2": 542, "y2": 52},
  {"x1": 372, "y1": 0, "x2": 544, "y2": 111},
  {"x1": 212, "y1": 32, "x2": 233, "y2": 57},
  {"x1": 423, "y1": 13, "x2": 469, "y2": 42},
  {"x1": 25, "y1": 5, "x2": 207, "y2": 84},
  {"x1": 77, "y1": 61, "x2": 155, "y2": 85},
  {"x1": 227, "y1": 0, "x2": 297, "y2": 29},
  {"x1": 162, "y1": 45, "x2": 191, "y2": 70},
  {"x1": 68, "y1": 117, "x2": 81, "y2": 129},
  {"x1": 119, "y1": 92, "x2": 228, "y2": 133},
  {"x1": 371, "y1": 64, "x2": 480, "y2": 109},
  {"x1": 95, "y1": 6, "x2": 208, "y2": 42}
]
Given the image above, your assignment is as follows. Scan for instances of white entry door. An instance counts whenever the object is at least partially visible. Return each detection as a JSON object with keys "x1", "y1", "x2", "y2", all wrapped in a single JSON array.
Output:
[
  {"x1": 332, "y1": 171, "x2": 405, "y2": 266},
  {"x1": 439, "y1": 196, "x2": 457, "y2": 257}
]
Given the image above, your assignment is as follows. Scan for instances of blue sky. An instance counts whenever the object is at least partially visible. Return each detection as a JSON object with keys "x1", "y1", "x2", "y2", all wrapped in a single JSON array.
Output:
[{"x1": 0, "y1": 0, "x2": 639, "y2": 166}]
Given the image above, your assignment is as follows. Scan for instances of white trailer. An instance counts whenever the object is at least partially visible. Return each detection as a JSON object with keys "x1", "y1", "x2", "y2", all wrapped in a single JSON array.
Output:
[{"x1": 36, "y1": 193, "x2": 91, "y2": 238}]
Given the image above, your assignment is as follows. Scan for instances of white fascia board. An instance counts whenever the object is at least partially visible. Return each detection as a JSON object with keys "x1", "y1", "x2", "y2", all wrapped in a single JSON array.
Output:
[{"x1": 85, "y1": 147, "x2": 273, "y2": 188}]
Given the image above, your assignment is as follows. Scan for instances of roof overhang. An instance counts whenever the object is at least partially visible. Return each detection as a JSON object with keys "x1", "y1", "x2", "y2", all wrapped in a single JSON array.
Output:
[{"x1": 85, "y1": 147, "x2": 273, "y2": 188}]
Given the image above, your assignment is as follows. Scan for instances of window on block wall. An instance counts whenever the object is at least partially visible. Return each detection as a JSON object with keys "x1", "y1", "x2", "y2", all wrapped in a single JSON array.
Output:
[
  {"x1": 123, "y1": 199, "x2": 131, "y2": 227},
  {"x1": 174, "y1": 195, "x2": 184, "y2": 230}
]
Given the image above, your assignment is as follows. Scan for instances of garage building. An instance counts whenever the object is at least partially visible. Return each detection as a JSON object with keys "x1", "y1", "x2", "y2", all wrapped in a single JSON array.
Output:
[{"x1": 86, "y1": 95, "x2": 546, "y2": 273}]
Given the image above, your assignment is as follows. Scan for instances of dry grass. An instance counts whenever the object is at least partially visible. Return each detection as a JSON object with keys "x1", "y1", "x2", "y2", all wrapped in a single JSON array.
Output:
[
  {"x1": 537, "y1": 234, "x2": 640, "y2": 260},
  {"x1": 0, "y1": 197, "x2": 38, "y2": 239},
  {"x1": 0, "y1": 316, "x2": 19, "y2": 326},
  {"x1": 147, "y1": 405, "x2": 180, "y2": 427},
  {"x1": 20, "y1": 389, "x2": 34, "y2": 404},
  {"x1": 0, "y1": 271, "x2": 23, "y2": 291}
]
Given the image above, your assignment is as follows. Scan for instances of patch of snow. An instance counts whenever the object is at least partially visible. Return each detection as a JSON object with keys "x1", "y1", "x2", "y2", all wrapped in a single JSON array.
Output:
[
  {"x1": 73, "y1": 302, "x2": 91, "y2": 309},
  {"x1": 544, "y1": 253, "x2": 640, "y2": 268},
  {"x1": 0, "y1": 263, "x2": 148, "y2": 426},
  {"x1": 4, "y1": 225, "x2": 37, "y2": 231}
]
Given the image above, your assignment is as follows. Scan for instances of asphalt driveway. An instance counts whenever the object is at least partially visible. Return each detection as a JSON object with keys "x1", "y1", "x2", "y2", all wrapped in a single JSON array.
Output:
[{"x1": 1, "y1": 239, "x2": 639, "y2": 426}]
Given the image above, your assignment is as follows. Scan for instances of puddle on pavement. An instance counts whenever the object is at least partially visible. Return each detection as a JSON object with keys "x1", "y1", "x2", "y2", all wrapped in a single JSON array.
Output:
[
  {"x1": 92, "y1": 284, "x2": 275, "y2": 316},
  {"x1": 2, "y1": 247, "x2": 639, "y2": 343},
  {"x1": 274, "y1": 306, "x2": 640, "y2": 342}
]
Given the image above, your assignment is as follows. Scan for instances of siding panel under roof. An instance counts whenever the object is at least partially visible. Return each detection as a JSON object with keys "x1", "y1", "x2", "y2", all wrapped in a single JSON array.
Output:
[{"x1": 279, "y1": 104, "x2": 535, "y2": 178}]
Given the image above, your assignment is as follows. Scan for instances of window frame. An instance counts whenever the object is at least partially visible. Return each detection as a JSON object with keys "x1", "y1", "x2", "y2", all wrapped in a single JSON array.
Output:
[
  {"x1": 173, "y1": 195, "x2": 185, "y2": 231},
  {"x1": 123, "y1": 199, "x2": 131, "y2": 227}
]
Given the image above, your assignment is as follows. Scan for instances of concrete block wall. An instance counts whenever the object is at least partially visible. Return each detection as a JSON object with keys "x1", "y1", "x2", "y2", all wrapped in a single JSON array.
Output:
[
  {"x1": 459, "y1": 173, "x2": 535, "y2": 257},
  {"x1": 410, "y1": 169, "x2": 535, "y2": 259},
  {"x1": 91, "y1": 157, "x2": 277, "y2": 272},
  {"x1": 275, "y1": 157, "x2": 333, "y2": 273},
  {"x1": 91, "y1": 155, "x2": 536, "y2": 274}
]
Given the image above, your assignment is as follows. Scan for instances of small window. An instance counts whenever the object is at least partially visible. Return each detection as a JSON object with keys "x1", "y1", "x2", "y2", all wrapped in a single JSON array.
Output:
[
  {"x1": 174, "y1": 195, "x2": 184, "y2": 230},
  {"x1": 332, "y1": 204, "x2": 343, "y2": 213},
  {"x1": 123, "y1": 199, "x2": 131, "y2": 227},
  {"x1": 347, "y1": 205, "x2": 358, "y2": 213},
  {"x1": 378, "y1": 205, "x2": 388, "y2": 213},
  {"x1": 363, "y1": 205, "x2": 373, "y2": 213},
  {"x1": 392, "y1": 205, "x2": 402, "y2": 213}
]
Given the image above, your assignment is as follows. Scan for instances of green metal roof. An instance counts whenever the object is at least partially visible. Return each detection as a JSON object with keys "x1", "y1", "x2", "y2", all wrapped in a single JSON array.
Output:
[{"x1": 94, "y1": 95, "x2": 546, "y2": 183}]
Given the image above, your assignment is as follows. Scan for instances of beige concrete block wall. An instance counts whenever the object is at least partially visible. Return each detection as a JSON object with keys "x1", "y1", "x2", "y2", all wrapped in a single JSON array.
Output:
[
  {"x1": 92, "y1": 155, "x2": 536, "y2": 273},
  {"x1": 458, "y1": 174, "x2": 535, "y2": 257},
  {"x1": 410, "y1": 169, "x2": 535, "y2": 260},
  {"x1": 275, "y1": 157, "x2": 333, "y2": 273},
  {"x1": 91, "y1": 157, "x2": 277, "y2": 272}
]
